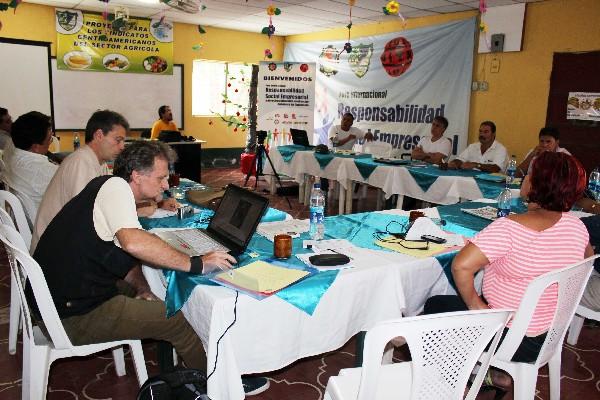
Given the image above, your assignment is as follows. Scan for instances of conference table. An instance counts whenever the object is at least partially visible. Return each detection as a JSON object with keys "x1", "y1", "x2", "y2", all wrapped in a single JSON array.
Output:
[
  {"x1": 264, "y1": 145, "x2": 519, "y2": 214},
  {"x1": 140, "y1": 194, "x2": 507, "y2": 400}
]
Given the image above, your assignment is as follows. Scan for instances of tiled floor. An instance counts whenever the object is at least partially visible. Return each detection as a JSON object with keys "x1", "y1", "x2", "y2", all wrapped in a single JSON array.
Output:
[{"x1": 0, "y1": 167, "x2": 598, "y2": 400}]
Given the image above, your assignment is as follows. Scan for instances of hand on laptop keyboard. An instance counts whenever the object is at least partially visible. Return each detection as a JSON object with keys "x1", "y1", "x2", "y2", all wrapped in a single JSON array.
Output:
[{"x1": 202, "y1": 251, "x2": 237, "y2": 274}]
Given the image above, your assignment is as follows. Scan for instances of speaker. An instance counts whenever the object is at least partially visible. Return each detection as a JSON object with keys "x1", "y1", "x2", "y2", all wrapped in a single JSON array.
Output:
[{"x1": 491, "y1": 33, "x2": 505, "y2": 52}]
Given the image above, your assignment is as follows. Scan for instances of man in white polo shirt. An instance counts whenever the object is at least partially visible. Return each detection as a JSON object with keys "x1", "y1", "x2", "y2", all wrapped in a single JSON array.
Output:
[
  {"x1": 327, "y1": 112, "x2": 373, "y2": 150},
  {"x1": 411, "y1": 116, "x2": 452, "y2": 164},
  {"x1": 447, "y1": 120, "x2": 508, "y2": 173}
]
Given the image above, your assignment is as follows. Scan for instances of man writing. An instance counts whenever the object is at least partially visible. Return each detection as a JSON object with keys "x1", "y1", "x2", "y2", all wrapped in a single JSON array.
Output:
[
  {"x1": 411, "y1": 116, "x2": 452, "y2": 164},
  {"x1": 3, "y1": 111, "x2": 58, "y2": 219},
  {"x1": 30, "y1": 141, "x2": 235, "y2": 374},
  {"x1": 446, "y1": 120, "x2": 508, "y2": 173},
  {"x1": 151, "y1": 105, "x2": 178, "y2": 140}
]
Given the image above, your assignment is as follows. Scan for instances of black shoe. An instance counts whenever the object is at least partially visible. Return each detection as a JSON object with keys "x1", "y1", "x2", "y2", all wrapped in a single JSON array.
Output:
[{"x1": 242, "y1": 377, "x2": 270, "y2": 396}]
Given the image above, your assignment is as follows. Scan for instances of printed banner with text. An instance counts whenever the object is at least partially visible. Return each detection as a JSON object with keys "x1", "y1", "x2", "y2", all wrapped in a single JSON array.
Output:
[
  {"x1": 284, "y1": 18, "x2": 475, "y2": 154},
  {"x1": 258, "y1": 61, "x2": 316, "y2": 145},
  {"x1": 567, "y1": 92, "x2": 600, "y2": 121},
  {"x1": 56, "y1": 9, "x2": 173, "y2": 74}
]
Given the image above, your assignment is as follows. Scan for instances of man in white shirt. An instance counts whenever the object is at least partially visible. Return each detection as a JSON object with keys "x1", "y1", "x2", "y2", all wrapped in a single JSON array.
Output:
[
  {"x1": 411, "y1": 116, "x2": 452, "y2": 164},
  {"x1": 517, "y1": 126, "x2": 571, "y2": 177},
  {"x1": 3, "y1": 111, "x2": 58, "y2": 221},
  {"x1": 447, "y1": 121, "x2": 508, "y2": 173},
  {"x1": 327, "y1": 112, "x2": 373, "y2": 150}
]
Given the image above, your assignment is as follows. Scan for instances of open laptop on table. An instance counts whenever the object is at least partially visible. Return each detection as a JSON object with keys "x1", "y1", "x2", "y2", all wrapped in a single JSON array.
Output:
[
  {"x1": 156, "y1": 184, "x2": 269, "y2": 257},
  {"x1": 290, "y1": 128, "x2": 314, "y2": 148}
]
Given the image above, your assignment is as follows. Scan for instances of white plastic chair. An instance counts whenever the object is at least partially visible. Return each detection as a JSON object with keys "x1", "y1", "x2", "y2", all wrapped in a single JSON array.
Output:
[
  {"x1": 0, "y1": 224, "x2": 148, "y2": 400},
  {"x1": 567, "y1": 304, "x2": 600, "y2": 345},
  {"x1": 325, "y1": 309, "x2": 513, "y2": 400},
  {"x1": 0, "y1": 207, "x2": 22, "y2": 355},
  {"x1": 8, "y1": 186, "x2": 36, "y2": 229},
  {"x1": 0, "y1": 190, "x2": 31, "y2": 248},
  {"x1": 489, "y1": 255, "x2": 598, "y2": 400},
  {"x1": 363, "y1": 141, "x2": 393, "y2": 158}
]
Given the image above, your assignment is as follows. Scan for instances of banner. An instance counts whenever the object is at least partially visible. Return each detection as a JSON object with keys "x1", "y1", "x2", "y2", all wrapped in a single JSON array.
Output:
[
  {"x1": 56, "y1": 9, "x2": 173, "y2": 75},
  {"x1": 257, "y1": 61, "x2": 316, "y2": 145},
  {"x1": 567, "y1": 92, "x2": 600, "y2": 121},
  {"x1": 284, "y1": 18, "x2": 476, "y2": 155}
]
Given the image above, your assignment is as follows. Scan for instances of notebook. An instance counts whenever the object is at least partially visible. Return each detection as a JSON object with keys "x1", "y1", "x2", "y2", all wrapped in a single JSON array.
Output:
[
  {"x1": 290, "y1": 128, "x2": 314, "y2": 148},
  {"x1": 156, "y1": 184, "x2": 269, "y2": 256}
]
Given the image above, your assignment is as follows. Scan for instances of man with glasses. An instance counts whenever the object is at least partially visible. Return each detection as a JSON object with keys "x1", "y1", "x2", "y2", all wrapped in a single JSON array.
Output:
[{"x1": 3, "y1": 111, "x2": 58, "y2": 219}]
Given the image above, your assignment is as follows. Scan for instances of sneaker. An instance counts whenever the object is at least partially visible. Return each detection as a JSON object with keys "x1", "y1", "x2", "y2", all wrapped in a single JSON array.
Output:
[{"x1": 242, "y1": 376, "x2": 270, "y2": 396}]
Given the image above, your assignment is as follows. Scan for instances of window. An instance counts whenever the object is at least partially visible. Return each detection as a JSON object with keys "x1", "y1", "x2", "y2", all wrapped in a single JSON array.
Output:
[{"x1": 192, "y1": 60, "x2": 252, "y2": 116}]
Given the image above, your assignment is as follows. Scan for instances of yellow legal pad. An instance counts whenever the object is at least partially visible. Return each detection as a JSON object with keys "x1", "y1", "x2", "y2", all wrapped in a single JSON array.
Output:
[
  {"x1": 215, "y1": 261, "x2": 310, "y2": 295},
  {"x1": 375, "y1": 238, "x2": 446, "y2": 258}
]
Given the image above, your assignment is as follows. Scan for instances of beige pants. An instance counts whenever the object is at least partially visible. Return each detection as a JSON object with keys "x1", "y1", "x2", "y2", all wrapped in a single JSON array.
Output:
[{"x1": 581, "y1": 269, "x2": 600, "y2": 311}]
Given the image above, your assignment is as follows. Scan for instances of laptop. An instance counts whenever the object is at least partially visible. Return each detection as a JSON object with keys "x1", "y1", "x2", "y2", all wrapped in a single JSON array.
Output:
[
  {"x1": 156, "y1": 184, "x2": 269, "y2": 256},
  {"x1": 158, "y1": 130, "x2": 182, "y2": 143},
  {"x1": 290, "y1": 129, "x2": 314, "y2": 148}
]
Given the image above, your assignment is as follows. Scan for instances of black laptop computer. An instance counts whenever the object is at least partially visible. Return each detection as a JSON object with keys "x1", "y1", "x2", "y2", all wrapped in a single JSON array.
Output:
[
  {"x1": 158, "y1": 130, "x2": 183, "y2": 143},
  {"x1": 157, "y1": 184, "x2": 269, "y2": 256},
  {"x1": 290, "y1": 128, "x2": 314, "y2": 148}
]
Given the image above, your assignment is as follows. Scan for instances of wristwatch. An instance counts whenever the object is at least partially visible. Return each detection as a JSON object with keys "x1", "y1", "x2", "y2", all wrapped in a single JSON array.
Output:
[{"x1": 189, "y1": 255, "x2": 203, "y2": 274}]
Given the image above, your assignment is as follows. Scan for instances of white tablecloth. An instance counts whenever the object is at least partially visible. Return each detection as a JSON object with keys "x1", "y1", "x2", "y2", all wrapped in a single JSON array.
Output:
[{"x1": 143, "y1": 209, "x2": 458, "y2": 400}]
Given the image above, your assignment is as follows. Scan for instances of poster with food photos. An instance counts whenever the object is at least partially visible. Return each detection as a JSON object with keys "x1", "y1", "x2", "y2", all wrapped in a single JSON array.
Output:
[{"x1": 567, "y1": 92, "x2": 600, "y2": 121}]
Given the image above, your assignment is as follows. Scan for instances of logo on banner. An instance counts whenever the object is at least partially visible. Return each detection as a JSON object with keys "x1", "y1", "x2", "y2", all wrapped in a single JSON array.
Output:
[
  {"x1": 380, "y1": 37, "x2": 413, "y2": 77},
  {"x1": 348, "y1": 43, "x2": 374, "y2": 78},
  {"x1": 56, "y1": 10, "x2": 82, "y2": 33},
  {"x1": 319, "y1": 45, "x2": 340, "y2": 77}
]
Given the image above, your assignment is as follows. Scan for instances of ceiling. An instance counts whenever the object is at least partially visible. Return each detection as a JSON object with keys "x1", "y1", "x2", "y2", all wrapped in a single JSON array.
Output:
[{"x1": 27, "y1": 0, "x2": 546, "y2": 36}]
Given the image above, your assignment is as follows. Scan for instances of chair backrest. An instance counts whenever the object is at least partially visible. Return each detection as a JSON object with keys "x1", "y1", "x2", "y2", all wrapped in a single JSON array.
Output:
[
  {"x1": 0, "y1": 190, "x2": 32, "y2": 250},
  {"x1": 358, "y1": 309, "x2": 512, "y2": 400},
  {"x1": 0, "y1": 207, "x2": 16, "y2": 229},
  {"x1": 0, "y1": 224, "x2": 74, "y2": 350},
  {"x1": 493, "y1": 254, "x2": 598, "y2": 366},
  {"x1": 363, "y1": 141, "x2": 393, "y2": 157},
  {"x1": 8, "y1": 186, "x2": 36, "y2": 229}
]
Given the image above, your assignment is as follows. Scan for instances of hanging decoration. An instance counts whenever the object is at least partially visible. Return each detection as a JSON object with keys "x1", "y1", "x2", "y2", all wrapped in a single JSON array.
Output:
[
  {"x1": 262, "y1": 3, "x2": 280, "y2": 60},
  {"x1": 0, "y1": 0, "x2": 22, "y2": 13},
  {"x1": 382, "y1": 0, "x2": 405, "y2": 26},
  {"x1": 343, "y1": 0, "x2": 353, "y2": 53},
  {"x1": 192, "y1": 23, "x2": 206, "y2": 50},
  {"x1": 479, "y1": 0, "x2": 490, "y2": 49},
  {"x1": 212, "y1": 69, "x2": 250, "y2": 132}
]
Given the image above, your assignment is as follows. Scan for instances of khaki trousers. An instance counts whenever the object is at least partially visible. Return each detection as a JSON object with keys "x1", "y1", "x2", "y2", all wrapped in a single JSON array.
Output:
[{"x1": 61, "y1": 295, "x2": 207, "y2": 373}]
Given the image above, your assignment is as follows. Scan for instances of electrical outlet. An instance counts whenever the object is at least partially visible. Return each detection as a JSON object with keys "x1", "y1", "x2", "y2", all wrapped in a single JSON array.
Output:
[
  {"x1": 471, "y1": 81, "x2": 479, "y2": 91},
  {"x1": 480, "y1": 81, "x2": 489, "y2": 91},
  {"x1": 490, "y1": 57, "x2": 500, "y2": 73}
]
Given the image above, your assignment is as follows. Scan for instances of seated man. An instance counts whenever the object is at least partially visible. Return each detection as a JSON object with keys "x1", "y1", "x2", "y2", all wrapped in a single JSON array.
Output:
[
  {"x1": 32, "y1": 110, "x2": 177, "y2": 252},
  {"x1": 517, "y1": 126, "x2": 570, "y2": 177},
  {"x1": 151, "y1": 105, "x2": 178, "y2": 140},
  {"x1": 30, "y1": 141, "x2": 234, "y2": 374},
  {"x1": 327, "y1": 112, "x2": 373, "y2": 150},
  {"x1": 446, "y1": 120, "x2": 508, "y2": 173},
  {"x1": 411, "y1": 116, "x2": 452, "y2": 164},
  {"x1": 3, "y1": 111, "x2": 58, "y2": 220}
]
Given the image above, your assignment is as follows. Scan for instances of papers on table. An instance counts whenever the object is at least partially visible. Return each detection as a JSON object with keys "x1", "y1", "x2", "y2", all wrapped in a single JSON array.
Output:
[
  {"x1": 297, "y1": 239, "x2": 396, "y2": 270},
  {"x1": 213, "y1": 261, "x2": 310, "y2": 296},
  {"x1": 375, "y1": 238, "x2": 447, "y2": 258},
  {"x1": 257, "y1": 219, "x2": 310, "y2": 241},
  {"x1": 148, "y1": 208, "x2": 177, "y2": 218},
  {"x1": 405, "y1": 217, "x2": 465, "y2": 247}
]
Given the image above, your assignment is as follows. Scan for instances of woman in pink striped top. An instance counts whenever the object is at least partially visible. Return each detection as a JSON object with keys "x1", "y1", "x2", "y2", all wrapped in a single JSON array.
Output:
[{"x1": 425, "y1": 152, "x2": 593, "y2": 368}]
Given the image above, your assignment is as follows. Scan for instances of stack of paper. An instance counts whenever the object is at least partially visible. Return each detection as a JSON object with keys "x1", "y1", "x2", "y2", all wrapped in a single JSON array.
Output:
[{"x1": 213, "y1": 261, "x2": 310, "y2": 296}]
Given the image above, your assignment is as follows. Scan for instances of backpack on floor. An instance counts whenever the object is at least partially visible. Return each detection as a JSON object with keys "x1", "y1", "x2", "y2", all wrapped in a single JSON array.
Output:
[{"x1": 137, "y1": 368, "x2": 210, "y2": 400}]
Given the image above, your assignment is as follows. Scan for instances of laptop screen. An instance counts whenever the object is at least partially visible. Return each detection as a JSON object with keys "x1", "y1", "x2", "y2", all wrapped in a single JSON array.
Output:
[
  {"x1": 290, "y1": 129, "x2": 311, "y2": 147},
  {"x1": 208, "y1": 185, "x2": 269, "y2": 251}
]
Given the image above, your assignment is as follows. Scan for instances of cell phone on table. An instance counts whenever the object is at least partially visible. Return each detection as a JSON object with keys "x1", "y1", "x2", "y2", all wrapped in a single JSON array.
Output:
[{"x1": 420, "y1": 235, "x2": 447, "y2": 244}]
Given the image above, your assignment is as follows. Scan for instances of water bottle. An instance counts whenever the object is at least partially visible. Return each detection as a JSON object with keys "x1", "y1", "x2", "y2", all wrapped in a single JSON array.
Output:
[
  {"x1": 589, "y1": 167, "x2": 600, "y2": 201},
  {"x1": 497, "y1": 187, "x2": 512, "y2": 218},
  {"x1": 73, "y1": 132, "x2": 80, "y2": 150},
  {"x1": 506, "y1": 155, "x2": 517, "y2": 185},
  {"x1": 309, "y1": 183, "x2": 325, "y2": 240}
]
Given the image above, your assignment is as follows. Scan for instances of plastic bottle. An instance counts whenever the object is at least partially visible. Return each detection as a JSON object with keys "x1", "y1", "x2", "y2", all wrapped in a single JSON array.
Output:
[
  {"x1": 73, "y1": 132, "x2": 80, "y2": 150},
  {"x1": 309, "y1": 183, "x2": 325, "y2": 240},
  {"x1": 589, "y1": 167, "x2": 600, "y2": 201},
  {"x1": 506, "y1": 155, "x2": 517, "y2": 185},
  {"x1": 497, "y1": 187, "x2": 512, "y2": 218}
]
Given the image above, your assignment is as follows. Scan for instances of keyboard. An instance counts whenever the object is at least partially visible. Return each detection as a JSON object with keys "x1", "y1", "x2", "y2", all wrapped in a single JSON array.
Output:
[{"x1": 173, "y1": 229, "x2": 229, "y2": 255}]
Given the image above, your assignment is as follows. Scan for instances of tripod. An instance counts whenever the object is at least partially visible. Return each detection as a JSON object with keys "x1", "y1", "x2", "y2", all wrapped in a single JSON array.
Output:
[{"x1": 244, "y1": 131, "x2": 292, "y2": 209}]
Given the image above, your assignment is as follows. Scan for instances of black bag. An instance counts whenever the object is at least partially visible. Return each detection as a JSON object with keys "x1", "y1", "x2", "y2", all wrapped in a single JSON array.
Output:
[{"x1": 137, "y1": 368, "x2": 210, "y2": 400}]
